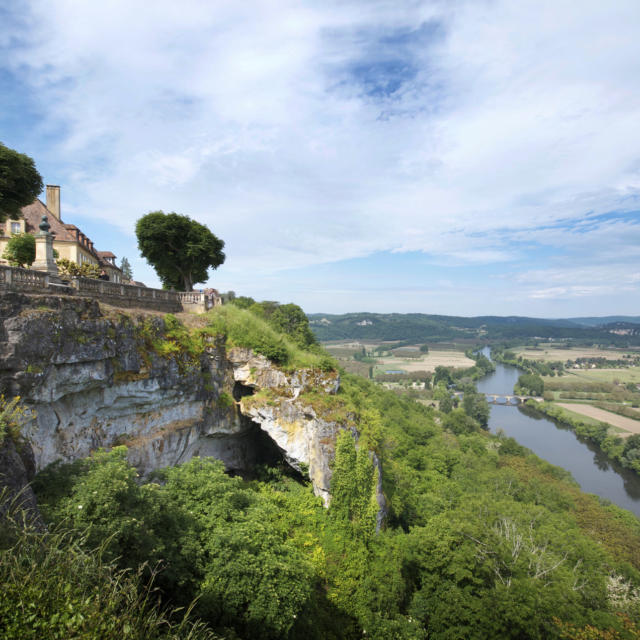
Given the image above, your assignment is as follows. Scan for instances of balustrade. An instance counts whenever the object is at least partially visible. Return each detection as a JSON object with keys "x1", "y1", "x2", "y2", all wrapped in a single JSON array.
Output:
[{"x1": 0, "y1": 264, "x2": 190, "y2": 312}]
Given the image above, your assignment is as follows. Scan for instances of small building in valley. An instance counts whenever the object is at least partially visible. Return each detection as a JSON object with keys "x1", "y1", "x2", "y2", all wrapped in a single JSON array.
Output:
[{"x1": 0, "y1": 185, "x2": 123, "y2": 282}]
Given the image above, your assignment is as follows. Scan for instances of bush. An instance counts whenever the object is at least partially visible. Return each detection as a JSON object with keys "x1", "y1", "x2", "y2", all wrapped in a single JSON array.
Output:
[
  {"x1": 0, "y1": 498, "x2": 219, "y2": 640},
  {"x1": 2, "y1": 232, "x2": 35, "y2": 268},
  {"x1": 56, "y1": 258, "x2": 101, "y2": 279}
]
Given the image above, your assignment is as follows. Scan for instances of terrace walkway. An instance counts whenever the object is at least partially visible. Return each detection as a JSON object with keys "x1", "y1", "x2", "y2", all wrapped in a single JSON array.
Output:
[{"x1": 0, "y1": 264, "x2": 219, "y2": 314}]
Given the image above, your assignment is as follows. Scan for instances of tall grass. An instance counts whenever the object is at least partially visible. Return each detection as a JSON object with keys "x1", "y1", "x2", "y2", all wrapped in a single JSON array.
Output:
[
  {"x1": 0, "y1": 492, "x2": 220, "y2": 640},
  {"x1": 203, "y1": 305, "x2": 334, "y2": 371}
]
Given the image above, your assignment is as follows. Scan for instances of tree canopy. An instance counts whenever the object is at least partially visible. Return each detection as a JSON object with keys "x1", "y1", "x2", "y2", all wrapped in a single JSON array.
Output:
[
  {"x1": 136, "y1": 211, "x2": 225, "y2": 291},
  {"x1": 0, "y1": 143, "x2": 43, "y2": 222}
]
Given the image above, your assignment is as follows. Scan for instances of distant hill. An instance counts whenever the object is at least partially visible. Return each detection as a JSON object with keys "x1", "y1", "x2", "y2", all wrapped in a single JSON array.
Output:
[
  {"x1": 308, "y1": 312, "x2": 640, "y2": 345},
  {"x1": 568, "y1": 316, "x2": 640, "y2": 327}
]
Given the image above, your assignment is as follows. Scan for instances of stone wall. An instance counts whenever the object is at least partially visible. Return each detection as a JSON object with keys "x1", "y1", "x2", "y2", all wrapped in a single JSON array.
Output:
[{"x1": 0, "y1": 264, "x2": 215, "y2": 313}]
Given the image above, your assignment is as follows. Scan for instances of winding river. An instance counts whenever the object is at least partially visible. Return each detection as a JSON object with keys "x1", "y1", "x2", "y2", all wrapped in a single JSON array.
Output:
[{"x1": 476, "y1": 349, "x2": 640, "y2": 517}]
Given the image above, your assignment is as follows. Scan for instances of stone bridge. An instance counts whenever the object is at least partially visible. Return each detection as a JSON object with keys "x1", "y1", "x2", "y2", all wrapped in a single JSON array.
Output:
[{"x1": 452, "y1": 391, "x2": 542, "y2": 405}]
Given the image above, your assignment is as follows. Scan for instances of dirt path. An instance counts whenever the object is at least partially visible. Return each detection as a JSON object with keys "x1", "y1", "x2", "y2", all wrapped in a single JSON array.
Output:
[{"x1": 556, "y1": 403, "x2": 640, "y2": 435}]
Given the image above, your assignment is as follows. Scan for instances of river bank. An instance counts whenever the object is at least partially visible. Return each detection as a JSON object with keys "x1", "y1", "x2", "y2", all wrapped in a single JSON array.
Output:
[{"x1": 476, "y1": 349, "x2": 640, "y2": 516}]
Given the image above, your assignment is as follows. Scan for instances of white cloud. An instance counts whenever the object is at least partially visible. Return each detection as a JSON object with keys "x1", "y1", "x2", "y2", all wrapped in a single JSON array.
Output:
[{"x1": 2, "y1": 0, "x2": 640, "y2": 312}]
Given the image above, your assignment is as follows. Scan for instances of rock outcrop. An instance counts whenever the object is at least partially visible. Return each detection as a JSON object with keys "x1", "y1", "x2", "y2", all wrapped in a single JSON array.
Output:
[
  {"x1": 0, "y1": 292, "x2": 356, "y2": 506},
  {"x1": 229, "y1": 348, "x2": 341, "y2": 504}
]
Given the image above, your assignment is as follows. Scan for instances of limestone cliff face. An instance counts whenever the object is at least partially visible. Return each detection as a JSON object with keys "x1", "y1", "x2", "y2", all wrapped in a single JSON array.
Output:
[
  {"x1": 229, "y1": 348, "x2": 341, "y2": 504},
  {"x1": 0, "y1": 292, "x2": 352, "y2": 505}
]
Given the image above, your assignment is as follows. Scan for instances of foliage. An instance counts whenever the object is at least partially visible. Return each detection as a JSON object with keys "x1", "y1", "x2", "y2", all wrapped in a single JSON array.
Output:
[
  {"x1": 461, "y1": 386, "x2": 490, "y2": 428},
  {"x1": 205, "y1": 304, "x2": 333, "y2": 370},
  {"x1": 56, "y1": 258, "x2": 101, "y2": 279},
  {"x1": 269, "y1": 303, "x2": 317, "y2": 348},
  {"x1": 2, "y1": 232, "x2": 35, "y2": 267},
  {"x1": 26, "y1": 316, "x2": 640, "y2": 639},
  {"x1": 516, "y1": 372, "x2": 545, "y2": 396},
  {"x1": 120, "y1": 256, "x2": 133, "y2": 281},
  {"x1": 0, "y1": 498, "x2": 219, "y2": 640},
  {"x1": 135, "y1": 211, "x2": 225, "y2": 291},
  {"x1": 230, "y1": 296, "x2": 256, "y2": 309},
  {"x1": 0, "y1": 395, "x2": 31, "y2": 446},
  {"x1": 308, "y1": 312, "x2": 640, "y2": 347},
  {"x1": 0, "y1": 142, "x2": 43, "y2": 222}
]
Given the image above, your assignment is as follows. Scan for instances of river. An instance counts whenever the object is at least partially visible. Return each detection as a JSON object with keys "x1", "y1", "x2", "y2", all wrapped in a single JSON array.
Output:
[{"x1": 476, "y1": 349, "x2": 640, "y2": 517}]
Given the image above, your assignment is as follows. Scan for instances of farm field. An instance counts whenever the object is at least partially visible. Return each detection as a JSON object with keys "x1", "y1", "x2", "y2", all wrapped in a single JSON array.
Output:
[
  {"x1": 514, "y1": 346, "x2": 637, "y2": 362},
  {"x1": 556, "y1": 403, "x2": 640, "y2": 435},
  {"x1": 559, "y1": 368, "x2": 640, "y2": 384},
  {"x1": 374, "y1": 349, "x2": 475, "y2": 374}
]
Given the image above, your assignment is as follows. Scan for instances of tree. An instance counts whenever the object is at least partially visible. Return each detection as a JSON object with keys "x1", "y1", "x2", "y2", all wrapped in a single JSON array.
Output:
[
  {"x1": 269, "y1": 303, "x2": 317, "y2": 348},
  {"x1": 1, "y1": 232, "x2": 35, "y2": 268},
  {"x1": 135, "y1": 211, "x2": 225, "y2": 291},
  {"x1": 0, "y1": 143, "x2": 43, "y2": 222},
  {"x1": 420, "y1": 344, "x2": 429, "y2": 353},
  {"x1": 119, "y1": 256, "x2": 133, "y2": 281},
  {"x1": 231, "y1": 296, "x2": 256, "y2": 309},
  {"x1": 516, "y1": 373, "x2": 544, "y2": 396}
]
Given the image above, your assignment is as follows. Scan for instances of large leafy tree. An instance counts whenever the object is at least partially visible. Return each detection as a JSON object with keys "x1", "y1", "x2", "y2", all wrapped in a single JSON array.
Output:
[
  {"x1": 0, "y1": 143, "x2": 43, "y2": 222},
  {"x1": 136, "y1": 211, "x2": 225, "y2": 291}
]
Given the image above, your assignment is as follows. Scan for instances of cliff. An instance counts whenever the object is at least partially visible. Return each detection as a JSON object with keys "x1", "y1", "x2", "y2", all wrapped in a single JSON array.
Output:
[{"x1": 0, "y1": 292, "x2": 360, "y2": 506}]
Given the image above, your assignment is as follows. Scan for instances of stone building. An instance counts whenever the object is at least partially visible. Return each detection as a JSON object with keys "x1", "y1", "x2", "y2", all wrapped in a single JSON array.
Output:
[{"x1": 0, "y1": 185, "x2": 123, "y2": 282}]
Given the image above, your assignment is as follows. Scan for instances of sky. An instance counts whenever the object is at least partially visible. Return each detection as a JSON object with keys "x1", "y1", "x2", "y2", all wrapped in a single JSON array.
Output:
[{"x1": 1, "y1": 0, "x2": 639, "y2": 317}]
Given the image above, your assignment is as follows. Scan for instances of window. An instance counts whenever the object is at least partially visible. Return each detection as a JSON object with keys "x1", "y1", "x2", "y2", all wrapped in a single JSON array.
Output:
[{"x1": 10, "y1": 222, "x2": 21, "y2": 234}]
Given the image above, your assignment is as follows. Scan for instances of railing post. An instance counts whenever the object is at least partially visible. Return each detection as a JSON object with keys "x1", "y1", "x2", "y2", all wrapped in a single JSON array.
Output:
[{"x1": 5, "y1": 268, "x2": 12, "y2": 286}]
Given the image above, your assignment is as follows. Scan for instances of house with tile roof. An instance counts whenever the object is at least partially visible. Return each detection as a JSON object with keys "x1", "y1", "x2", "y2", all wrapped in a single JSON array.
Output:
[{"x1": 0, "y1": 185, "x2": 124, "y2": 282}]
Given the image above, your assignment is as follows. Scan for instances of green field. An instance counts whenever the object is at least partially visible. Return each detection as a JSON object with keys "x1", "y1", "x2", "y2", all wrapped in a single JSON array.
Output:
[{"x1": 560, "y1": 368, "x2": 640, "y2": 384}]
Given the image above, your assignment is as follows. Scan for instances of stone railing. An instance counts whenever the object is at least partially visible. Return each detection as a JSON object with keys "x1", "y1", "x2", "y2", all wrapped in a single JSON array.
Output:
[{"x1": 0, "y1": 264, "x2": 217, "y2": 313}]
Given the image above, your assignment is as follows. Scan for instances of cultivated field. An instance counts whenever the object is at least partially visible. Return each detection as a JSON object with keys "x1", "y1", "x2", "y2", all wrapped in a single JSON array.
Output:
[
  {"x1": 559, "y1": 368, "x2": 640, "y2": 384},
  {"x1": 556, "y1": 403, "x2": 640, "y2": 435},
  {"x1": 374, "y1": 349, "x2": 475, "y2": 374},
  {"x1": 515, "y1": 346, "x2": 636, "y2": 362}
]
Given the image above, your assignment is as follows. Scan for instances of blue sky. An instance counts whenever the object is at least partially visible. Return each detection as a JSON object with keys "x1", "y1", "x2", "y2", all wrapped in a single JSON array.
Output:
[{"x1": 1, "y1": 0, "x2": 640, "y2": 317}]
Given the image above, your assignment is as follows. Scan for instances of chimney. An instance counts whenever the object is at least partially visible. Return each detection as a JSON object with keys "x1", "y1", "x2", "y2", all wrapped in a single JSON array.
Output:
[{"x1": 46, "y1": 185, "x2": 61, "y2": 220}]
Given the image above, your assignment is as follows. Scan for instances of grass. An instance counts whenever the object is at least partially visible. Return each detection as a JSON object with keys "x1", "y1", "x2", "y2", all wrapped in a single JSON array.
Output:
[
  {"x1": 560, "y1": 368, "x2": 640, "y2": 384},
  {"x1": 515, "y1": 346, "x2": 637, "y2": 362},
  {"x1": 0, "y1": 500, "x2": 220, "y2": 640},
  {"x1": 548, "y1": 403, "x2": 607, "y2": 428},
  {"x1": 203, "y1": 305, "x2": 334, "y2": 371}
]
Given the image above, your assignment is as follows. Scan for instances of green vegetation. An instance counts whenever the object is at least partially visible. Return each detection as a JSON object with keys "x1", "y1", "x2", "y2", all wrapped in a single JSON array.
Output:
[
  {"x1": 0, "y1": 497, "x2": 219, "y2": 640},
  {"x1": 120, "y1": 256, "x2": 133, "y2": 281},
  {"x1": 206, "y1": 304, "x2": 333, "y2": 370},
  {"x1": 0, "y1": 142, "x2": 43, "y2": 222},
  {"x1": 136, "y1": 211, "x2": 225, "y2": 291},
  {"x1": 56, "y1": 258, "x2": 101, "y2": 279},
  {"x1": 235, "y1": 300, "x2": 318, "y2": 349},
  {"x1": 8, "y1": 309, "x2": 640, "y2": 639},
  {"x1": 0, "y1": 395, "x2": 30, "y2": 446},
  {"x1": 515, "y1": 372, "x2": 545, "y2": 396},
  {"x1": 2, "y1": 232, "x2": 35, "y2": 268},
  {"x1": 22, "y1": 370, "x2": 640, "y2": 639},
  {"x1": 309, "y1": 312, "x2": 640, "y2": 346},
  {"x1": 526, "y1": 401, "x2": 640, "y2": 474}
]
